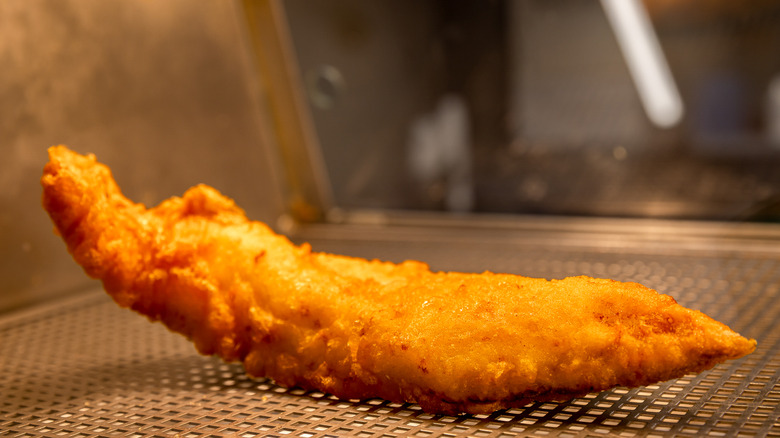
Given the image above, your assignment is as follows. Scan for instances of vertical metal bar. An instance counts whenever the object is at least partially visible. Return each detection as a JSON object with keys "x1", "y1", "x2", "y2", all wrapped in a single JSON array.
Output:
[{"x1": 239, "y1": 0, "x2": 334, "y2": 222}]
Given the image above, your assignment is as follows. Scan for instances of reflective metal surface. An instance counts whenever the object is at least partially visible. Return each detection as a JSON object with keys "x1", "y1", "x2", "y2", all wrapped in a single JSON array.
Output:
[
  {"x1": 0, "y1": 0, "x2": 284, "y2": 312},
  {"x1": 2, "y1": 229, "x2": 778, "y2": 437}
]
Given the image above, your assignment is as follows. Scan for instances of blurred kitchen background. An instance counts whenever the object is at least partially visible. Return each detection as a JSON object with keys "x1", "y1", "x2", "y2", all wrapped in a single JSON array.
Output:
[{"x1": 2, "y1": 0, "x2": 780, "y2": 312}]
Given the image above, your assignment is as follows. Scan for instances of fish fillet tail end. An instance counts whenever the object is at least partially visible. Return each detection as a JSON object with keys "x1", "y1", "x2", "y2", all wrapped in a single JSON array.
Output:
[{"x1": 41, "y1": 145, "x2": 146, "y2": 308}]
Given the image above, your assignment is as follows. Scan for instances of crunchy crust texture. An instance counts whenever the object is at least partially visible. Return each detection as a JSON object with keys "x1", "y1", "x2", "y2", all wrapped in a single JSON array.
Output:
[{"x1": 41, "y1": 145, "x2": 756, "y2": 415}]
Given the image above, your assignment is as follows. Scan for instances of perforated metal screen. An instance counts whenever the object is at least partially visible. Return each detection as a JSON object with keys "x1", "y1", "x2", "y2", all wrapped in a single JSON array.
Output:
[{"x1": 2, "y1": 237, "x2": 779, "y2": 437}]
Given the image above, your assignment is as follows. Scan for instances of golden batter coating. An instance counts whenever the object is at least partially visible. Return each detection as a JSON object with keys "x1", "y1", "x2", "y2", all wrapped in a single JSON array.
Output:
[{"x1": 41, "y1": 145, "x2": 756, "y2": 415}]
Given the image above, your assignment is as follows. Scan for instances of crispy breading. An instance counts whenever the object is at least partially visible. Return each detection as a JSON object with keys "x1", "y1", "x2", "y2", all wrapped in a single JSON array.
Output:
[{"x1": 41, "y1": 145, "x2": 756, "y2": 414}]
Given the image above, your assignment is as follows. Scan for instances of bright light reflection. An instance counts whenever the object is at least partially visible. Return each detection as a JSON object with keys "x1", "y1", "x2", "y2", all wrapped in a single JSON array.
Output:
[{"x1": 601, "y1": 0, "x2": 684, "y2": 128}]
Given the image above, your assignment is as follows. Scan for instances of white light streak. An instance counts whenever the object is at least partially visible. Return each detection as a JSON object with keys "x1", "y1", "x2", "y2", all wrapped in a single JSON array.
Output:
[{"x1": 601, "y1": 0, "x2": 684, "y2": 128}]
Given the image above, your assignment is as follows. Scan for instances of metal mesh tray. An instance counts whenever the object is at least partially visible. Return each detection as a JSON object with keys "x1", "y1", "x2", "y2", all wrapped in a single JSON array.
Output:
[{"x1": 2, "y1": 235, "x2": 779, "y2": 437}]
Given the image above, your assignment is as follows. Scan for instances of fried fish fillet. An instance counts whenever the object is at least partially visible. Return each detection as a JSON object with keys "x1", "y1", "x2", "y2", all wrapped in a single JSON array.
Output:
[{"x1": 41, "y1": 145, "x2": 756, "y2": 415}]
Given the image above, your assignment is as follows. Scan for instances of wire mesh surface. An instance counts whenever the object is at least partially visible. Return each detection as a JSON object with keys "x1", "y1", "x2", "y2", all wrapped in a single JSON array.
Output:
[{"x1": 2, "y1": 237, "x2": 779, "y2": 437}]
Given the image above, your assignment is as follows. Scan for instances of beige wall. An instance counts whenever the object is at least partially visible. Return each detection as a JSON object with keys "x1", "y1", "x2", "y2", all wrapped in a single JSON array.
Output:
[{"x1": 0, "y1": 1, "x2": 285, "y2": 312}]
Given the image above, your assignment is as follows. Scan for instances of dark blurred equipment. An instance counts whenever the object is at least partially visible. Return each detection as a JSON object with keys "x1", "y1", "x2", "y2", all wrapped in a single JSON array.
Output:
[{"x1": 259, "y1": 0, "x2": 780, "y2": 221}]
